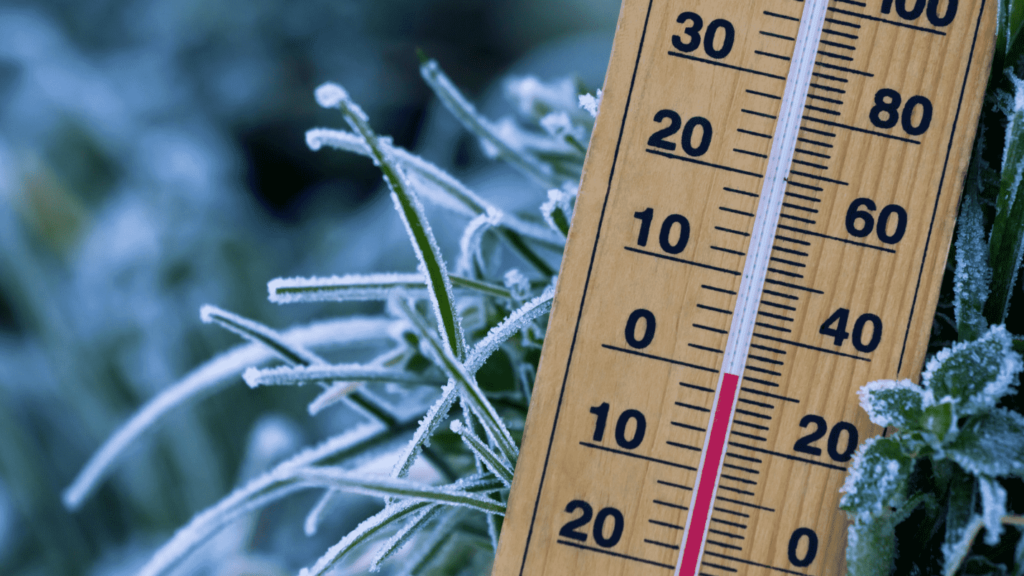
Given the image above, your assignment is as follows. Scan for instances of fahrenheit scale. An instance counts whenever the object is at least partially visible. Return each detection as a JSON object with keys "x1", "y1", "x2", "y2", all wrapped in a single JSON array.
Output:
[{"x1": 494, "y1": 0, "x2": 995, "y2": 574}]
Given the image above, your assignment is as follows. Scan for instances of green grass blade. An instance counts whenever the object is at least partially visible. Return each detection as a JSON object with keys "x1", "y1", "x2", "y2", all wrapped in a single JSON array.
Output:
[
  {"x1": 451, "y1": 420, "x2": 514, "y2": 486},
  {"x1": 314, "y1": 83, "x2": 466, "y2": 360},
  {"x1": 419, "y1": 58, "x2": 563, "y2": 189},
  {"x1": 986, "y1": 91, "x2": 1024, "y2": 324},
  {"x1": 200, "y1": 305, "x2": 323, "y2": 366},
  {"x1": 295, "y1": 467, "x2": 506, "y2": 514},
  {"x1": 242, "y1": 364, "x2": 441, "y2": 388}
]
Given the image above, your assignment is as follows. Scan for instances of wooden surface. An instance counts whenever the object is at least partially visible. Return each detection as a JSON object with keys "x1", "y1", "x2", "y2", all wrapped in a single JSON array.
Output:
[{"x1": 494, "y1": 0, "x2": 995, "y2": 575}]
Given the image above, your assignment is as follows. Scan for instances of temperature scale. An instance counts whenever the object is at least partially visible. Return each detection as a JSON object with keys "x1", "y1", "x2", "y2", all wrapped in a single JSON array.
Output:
[{"x1": 494, "y1": 0, "x2": 995, "y2": 574}]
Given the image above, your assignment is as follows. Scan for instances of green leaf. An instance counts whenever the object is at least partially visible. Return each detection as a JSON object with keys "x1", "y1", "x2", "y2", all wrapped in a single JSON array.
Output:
[
  {"x1": 942, "y1": 471, "x2": 981, "y2": 576},
  {"x1": 840, "y1": 436, "x2": 914, "y2": 517},
  {"x1": 857, "y1": 379, "x2": 926, "y2": 429},
  {"x1": 986, "y1": 75, "x2": 1024, "y2": 324},
  {"x1": 450, "y1": 420, "x2": 514, "y2": 486},
  {"x1": 947, "y1": 408, "x2": 1024, "y2": 478},
  {"x1": 954, "y1": 189, "x2": 991, "y2": 340},
  {"x1": 920, "y1": 325, "x2": 1022, "y2": 415},
  {"x1": 846, "y1": 513, "x2": 897, "y2": 576},
  {"x1": 314, "y1": 83, "x2": 467, "y2": 361}
]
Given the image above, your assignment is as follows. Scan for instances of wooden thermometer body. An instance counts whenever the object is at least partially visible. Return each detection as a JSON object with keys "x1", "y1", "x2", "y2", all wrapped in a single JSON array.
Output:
[{"x1": 495, "y1": 0, "x2": 995, "y2": 575}]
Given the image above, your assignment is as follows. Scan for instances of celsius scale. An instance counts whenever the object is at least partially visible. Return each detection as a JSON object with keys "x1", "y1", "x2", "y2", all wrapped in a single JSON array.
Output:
[{"x1": 494, "y1": 0, "x2": 995, "y2": 574}]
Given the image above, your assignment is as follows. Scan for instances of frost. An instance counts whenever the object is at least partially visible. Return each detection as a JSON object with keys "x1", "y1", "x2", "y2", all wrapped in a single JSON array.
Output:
[
  {"x1": 858, "y1": 379, "x2": 925, "y2": 428},
  {"x1": 369, "y1": 504, "x2": 444, "y2": 571},
  {"x1": 243, "y1": 364, "x2": 437, "y2": 388},
  {"x1": 953, "y1": 191, "x2": 991, "y2": 339},
  {"x1": 947, "y1": 407, "x2": 1024, "y2": 477},
  {"x1": 578, "y1": 89, "x2": 603, "y2": 118},
  {"x1": 979, "y1": 477, "x2": 1008, "y2": 545},
  {"x1": 503, "y1": 269, "x2": 530, "y2": 302},
  {"x1": 920, "y1": 324, "x2": 1022, "y2": 414}
]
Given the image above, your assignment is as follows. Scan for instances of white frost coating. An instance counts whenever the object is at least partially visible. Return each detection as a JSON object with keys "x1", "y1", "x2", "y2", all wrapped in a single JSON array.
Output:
[
  {"x1": 578, "y1": 90, "x2": 603, "y2": 118},
  {"x1": 269, "y1": 273, "x2": 427, "y2": 304},
  {"x1": 953, "y1": 191, "x2": 991, "y2": 335},
  {"x1": 136, "y1": 423, "x2": 385, "y2": 576},
  {"x1": 465, "y1": 281, "x2": 555, "y2": 373},
  {"x1": 942, "y1": 516, "x2": 985, "y2": 576},
  {"x1": 450, "y1": 420, "x2": 513, "y2": 486},
  {"x1": 304, "y1": 489, "x2": 338, "y2": 536},
  {"x1": 979, "y1": 477, "x2": 1007, "y2": 545},
  {"x1": 62, "y1": 317, "x2": 394, "y2": 509},
  {"x1": 456, "y1": 209, "x2": 502, "y2": 276},
  {"x1": 503, "y1": 269, "x2": 531, "y2": 302},
  {"x1": 858, "y1": 379, "x2": 923, "y2": 428},
  {"x1": 840, "y1": 437, "x2": 908, "y2": 516},
  {"x1": 243, "y1": 364, "x2": 437, "y2": 388}
]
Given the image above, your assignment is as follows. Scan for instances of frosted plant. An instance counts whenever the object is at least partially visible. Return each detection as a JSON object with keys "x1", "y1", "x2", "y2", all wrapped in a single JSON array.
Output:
[{"x1": 62, "y1": 58, "x2": 596, "y2": 575}]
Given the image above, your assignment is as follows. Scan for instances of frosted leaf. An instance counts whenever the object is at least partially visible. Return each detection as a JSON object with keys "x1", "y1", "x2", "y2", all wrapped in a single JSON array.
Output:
[
  {"x1": 503, "y1": 269, "x2": 530, "y2": 302},
  {"x1": 979, "y1": 477, "x2": 1008, "y2": 545},
  {"x1": 947, "y1": 407, "x2": 1024, "y2": 477},
  {"x1": 540, "y1": 112, "x2": 587, "y2": 150},
  {"x1": 840, "y1": 436, "x2": 913, "y2": 517},
  {"x1": 62, "y1": 317, "x2": 394, "y2": 509},
  {"x1": 504, "y1": 76, "x2": 579, "y2": 120},
  {"x1": 858, "y1": 379, "x2": 925, "y2": 428},
  {"x1": 242, "y1": 363, "x2": 438, "y2": 389},
  {"x1": 578, "y1": 90, "x2": 603, "y2": 118},
  {"x1": 943, "y1": 516, "x2": 985, "y2": 576},
  {"x1": 541, "y1": 188, "x2": 575, "y2": 237},
  {"x1": 846, "y1": 514, "x2": 896, "y2": 576},
  {"x1": 201, "y1": 304, "x2": 324, "y2": 366},
  {"x1": 953, "y1": 191, "x2": 991, "y2": 340},
  {"x1": 921, "y1": 325, "x2": 1022, "y2": 414}
]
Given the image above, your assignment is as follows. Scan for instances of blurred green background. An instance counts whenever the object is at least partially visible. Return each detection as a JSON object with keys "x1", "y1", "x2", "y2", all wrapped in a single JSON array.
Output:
[{"x1": 0, "y1": 1, "x2": 618, "y2": 574}]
